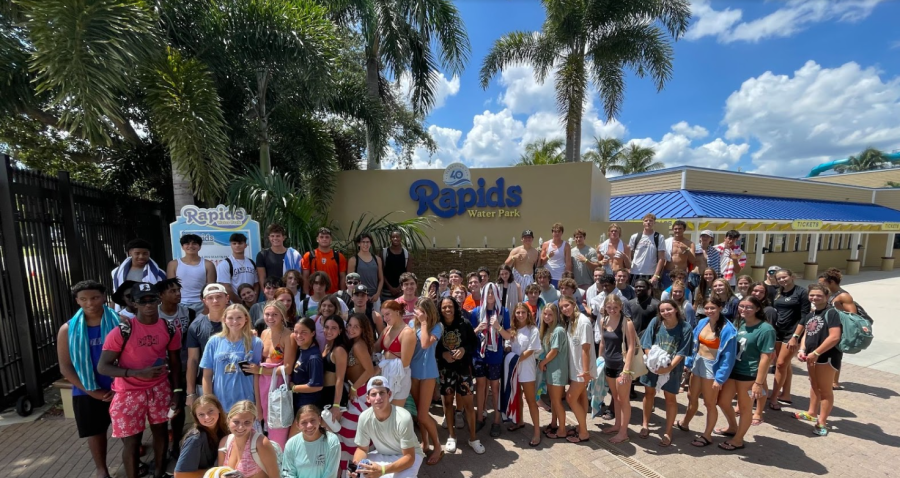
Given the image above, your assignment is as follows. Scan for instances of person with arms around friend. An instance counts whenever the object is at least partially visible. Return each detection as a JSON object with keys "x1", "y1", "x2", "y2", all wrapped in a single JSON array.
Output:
[
  {"x1": 256, "y1": 224, "x2": 302, "y2": 292},
  {"x1": 290, "y1": 318, "x2": 324, "y2": 412},
  {"x1": 57, "y1": 280, "x2": 118, "y2": 478},
  {"x1": 97, "y1": 282, "x2": 183, "y2": 478},
  {"x1": 410, "y1": 298, "x2": 444, "y2": 465},
  {"x1": 349, "y1": 376, "x2": 424, "y2": 478},
  {"x1": 254, "y1": 301, "x2": 297, "y2": 449},
  {"x1": 338, "y1": 313, "x2": 378, "y2": 469},
  {"x1": 470, "y1": 282, "x2": 511, "y2": 436},
  {"x1": 560, "y1": 296, "x2": 597, "y2": 444},
  {"x1": 794, "y1": 285, "x2": 844, "y2": 436},
  {"x1": 537, "y1": 304, "x2": 569, "y2": 440}
]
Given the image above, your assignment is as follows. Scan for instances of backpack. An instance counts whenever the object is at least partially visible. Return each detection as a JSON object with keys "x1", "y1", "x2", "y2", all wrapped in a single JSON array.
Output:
[
  {"x1": 835, "y1": 309, "x2": 874, "y2": 354},
  {"x1": 225, "y1": 431, "x2": 282, "y2": 476},
  {"x1": 308, "y1": 249, "x2": 339, "y2": 273},
  {"x1": 118, "y1": 316, "x2": 178, "y2": 348},
  {"x1": 382, "y1": 247, "x2": 409, "y2": 267},
  {"x1": 853, "y1": 301, "x2": 874, "y2": 323},
  {"x1": 629, "y1": 232, "x2": 663, "y2": 262},
  {"x1": 225, "y1": 257, "x2": 257, "y2": 277}
]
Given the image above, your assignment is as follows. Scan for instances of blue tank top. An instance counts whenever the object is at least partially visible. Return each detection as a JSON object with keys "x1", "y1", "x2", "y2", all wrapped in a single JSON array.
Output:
[{"x1": 72, "y1": 325, "x2": 113, "y2": 396}]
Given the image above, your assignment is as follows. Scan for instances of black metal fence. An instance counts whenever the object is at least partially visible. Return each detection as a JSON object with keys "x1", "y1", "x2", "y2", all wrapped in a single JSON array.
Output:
[{"x1": 0, "y1": 155, "x2": 170, "y2": 410}]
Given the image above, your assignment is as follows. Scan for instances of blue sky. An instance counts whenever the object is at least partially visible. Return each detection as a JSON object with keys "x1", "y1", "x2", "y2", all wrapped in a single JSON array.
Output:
[{"x1": 396, "y1": 0, "x2": 900, "y2": 178}]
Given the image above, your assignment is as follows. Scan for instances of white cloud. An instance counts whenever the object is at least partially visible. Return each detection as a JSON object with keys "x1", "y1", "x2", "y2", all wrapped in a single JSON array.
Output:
[
  {"x1": 723, "y1": 60, "x2": 900, "y2": 176},
  {"x1": 629, "y1": 123, "x2": 749, "y2": 170},
  {"x1": 397, "y1": 71, "x2": 460, "y2": 110},
  {"x1": 497, "y1": 65, "x2": 557, "y2": 114},
  {"x1": 687, "y1": 0, "x2": 885, "y2": 44},
  {"x1": 460, "y1": 109, "x2": 526, "y2": 167}
]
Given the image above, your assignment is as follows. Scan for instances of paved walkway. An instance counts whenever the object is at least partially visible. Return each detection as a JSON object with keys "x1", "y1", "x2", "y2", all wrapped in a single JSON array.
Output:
[{"x1": 3, "y1": 269, "x2": 899, "y2": 478}]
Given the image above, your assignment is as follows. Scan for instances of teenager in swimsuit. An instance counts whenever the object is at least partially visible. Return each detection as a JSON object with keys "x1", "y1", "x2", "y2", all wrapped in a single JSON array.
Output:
[
  {"x1": 218, "y1": 401, "x2": 280, "y2": 478},
  {"x1": 378, "y1": 300, "x2": 416, "y2": 406}
]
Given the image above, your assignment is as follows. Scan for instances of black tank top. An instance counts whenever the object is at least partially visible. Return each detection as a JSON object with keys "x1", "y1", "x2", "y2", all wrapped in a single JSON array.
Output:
[
  {"x1": 383, "y1": 249, "x2": 406, "y2": 288},
  {"x1": 602, "y1": 315, "x2": 626, "y2": 368}
]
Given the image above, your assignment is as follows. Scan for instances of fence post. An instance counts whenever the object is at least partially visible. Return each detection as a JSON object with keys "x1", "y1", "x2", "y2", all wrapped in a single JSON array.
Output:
[
  {"x1": 0, "y1": 156, "x2": 45, "y2": 407},
  {"x1": 57, "y1": 171, "x2": 85, "y2": 284}
]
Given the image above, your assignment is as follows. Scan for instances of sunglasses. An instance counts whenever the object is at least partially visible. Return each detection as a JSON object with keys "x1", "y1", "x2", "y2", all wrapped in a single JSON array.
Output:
[
  {"x1": 137, "y1": 298, "x2": 159, "y2": 305},
  {"x1": 767, "y1": 271, "x2": 776, "y2": 275},
  {"x1": 347, "y1": 280, "x2": 359, "y2": 285}
]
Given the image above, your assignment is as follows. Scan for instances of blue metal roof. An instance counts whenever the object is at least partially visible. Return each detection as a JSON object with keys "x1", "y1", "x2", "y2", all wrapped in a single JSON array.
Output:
[{"x1": 610, "y1": 190, "x2": 900, "y2": 223}]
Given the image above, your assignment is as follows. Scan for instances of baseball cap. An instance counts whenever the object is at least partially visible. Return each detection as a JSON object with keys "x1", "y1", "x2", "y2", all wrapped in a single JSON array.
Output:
[
  {"x1": 346, "y1": 272, "x2": 361, "y2": 282},
  {"x1": 700, "y1": 229, "x2": 714, "y2": 237},
  {"x1": 202, "y1": 283, "x2": 228, "y2": 298},
  {"x1": 131, "y1": 282, "x2": 159, "y2": 301},
  {"x1": 767, "y1": 265, "x2": 782, "y2": 273},
  {"x1": 367, "y1": 375, "x2": 391, "y2": 391},
  {"x1": 353, "y1": 284, "x2": 369, "y2": 295},
  {"x1": 522, "y1": 229, "x2": 534, "y2": 238}
]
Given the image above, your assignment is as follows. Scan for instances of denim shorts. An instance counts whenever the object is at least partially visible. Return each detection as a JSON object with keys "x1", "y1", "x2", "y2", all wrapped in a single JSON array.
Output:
[{"x1": 691, "y1": 355, "x2": 715, "y2": 380}]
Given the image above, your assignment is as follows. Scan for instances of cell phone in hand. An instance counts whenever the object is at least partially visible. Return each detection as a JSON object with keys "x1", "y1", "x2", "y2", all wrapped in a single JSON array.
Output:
[{"x1": 238, "y1": 361, "x2": 252, "y2": 376}]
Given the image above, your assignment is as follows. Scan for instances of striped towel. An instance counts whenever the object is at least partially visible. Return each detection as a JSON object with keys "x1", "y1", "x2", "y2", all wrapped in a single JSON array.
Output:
[
  {"x1": 501, "y1": 353, "x2": 520, "y2": 423},
  {"x1": 67, "y1": 306, "x2": 120, "y2": 391},
  {"x1": 338, "y1": 385, "x2": 368, "y2": 475},
  {"x1": 111, "y1": 257, "x2": 166, "y2": 289},
  {"x1": 284, "y1": 247, "x2": 302, "y2": 273}
]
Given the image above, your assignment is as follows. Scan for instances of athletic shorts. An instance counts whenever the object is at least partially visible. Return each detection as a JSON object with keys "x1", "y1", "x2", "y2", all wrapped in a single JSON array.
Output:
[
  {"x1": 729, "y1": 370, "x2": 756, "y2": 382},
  {"x1": 439, "y1": 368, "x2": 474, "y2": 396},
  {"x1": 109, "y1": 381, "x2": 172, "y2": 438},
  {"x1": 604, "y1": 365, "x2": 623, "y2": 379},
  {"x1": 813, "y1": 349, "x2": 842, "y2": 371},
  {"x1": 73, "y1": 394, "x2": 111, "y2": 438},
  {"x1": 473, "y1": 361, "x2": 502, "y2": 381}
]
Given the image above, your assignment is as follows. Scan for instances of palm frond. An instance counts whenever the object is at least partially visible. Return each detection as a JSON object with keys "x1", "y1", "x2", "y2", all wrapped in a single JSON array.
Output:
[
  {"x1": 19, "y1": 0, "x2": 159, "y2": 144},
  {"x1": 479, "y1": 31, "x2": 551, "y2": 89},
  {"x1": 144, "y1": 47, "x2": 231, "y2": 202}
]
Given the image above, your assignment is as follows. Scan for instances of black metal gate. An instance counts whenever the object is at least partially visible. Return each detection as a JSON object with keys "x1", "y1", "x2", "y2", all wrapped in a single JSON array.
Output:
[{"x1": 0, "y1": 155, "x2": 170, "y2": 410}]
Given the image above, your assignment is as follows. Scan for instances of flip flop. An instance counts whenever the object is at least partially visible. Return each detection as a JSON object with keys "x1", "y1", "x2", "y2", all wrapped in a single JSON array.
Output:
[
  {"x1": 718, "y1": 441, "x2": 745, "y2": 451},
  {"x1": 714, "y1": 428, "x2": 736, "y2": 437},
  {"x1": 567, "y1": 434, "x2": 590, "y2": 444},
  {"x1": 426, "y1": 450, "x2": 444, "y2": 466},
  {"x1": 792, "y1": 412, "x2": 817, "y2": 422},
  {"x1": 751, "y1": 417, "x2": 764, "y2": 426},
  {"x1": 529, "y1": 437, "x2": 541, "y2": 447},
  {"x1": 777, "y1": 398, "x2": 793, "y2": 405},
  {"x1": 833, "y1": 385, "x2": 845, "y2": 391},
  {"x1": 507, "y1": 423, "x2": 525, "y2": 432},
  {"x1": 542, "y1": 425, "x2": 558, "y2": 437},
  {"x1": 609, "y1": 435, "x2": 630, "y2": 444},
  {"x1": 767, "y1": 402, "x2": 782, "y2": 411},
  {"x1": 639, "y1": 427, "x2": 650, "y2": 439},
  {"x1": 675, "y1": 420, "x2": 690, "y2": 432},
  {"x1": 691, "y1": 435, "x2": 712, "y2": 447},
  {"x1": 565, "y1": 427, "x2": 578, "y2": 437},
  {"x1": 658, "y1": 435, "x2": 672, "y2": 447}
]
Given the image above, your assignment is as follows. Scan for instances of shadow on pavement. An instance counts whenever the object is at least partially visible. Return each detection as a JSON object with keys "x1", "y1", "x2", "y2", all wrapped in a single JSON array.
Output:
[
  {"x1": 840, "y1": 381, "x2": 900, "y2": 399},
  {"x1": 832, "y1": 420, "x2": 900, "y2": 448}
]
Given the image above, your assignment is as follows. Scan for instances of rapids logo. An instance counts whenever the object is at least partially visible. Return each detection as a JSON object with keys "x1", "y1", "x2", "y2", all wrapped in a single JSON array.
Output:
[{"x1": 410, "y1": 176, "x2": 523, "y2": 218}]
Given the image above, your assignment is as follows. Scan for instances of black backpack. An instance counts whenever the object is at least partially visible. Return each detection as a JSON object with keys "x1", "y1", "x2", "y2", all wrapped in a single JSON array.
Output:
[
  {"x1": 308, "y1": 249, "x2": 340, "y2": 273},
  {"x1": 225, "y1": 257, "x2": 257, "y2": 276}
]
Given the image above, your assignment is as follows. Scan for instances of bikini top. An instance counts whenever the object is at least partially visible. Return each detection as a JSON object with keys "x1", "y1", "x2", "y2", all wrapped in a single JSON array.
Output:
[
  {"x1": 698, "y1": 333, "x2": 720, "y2": 349},
  {"x1": 382, "y1": 330, "x2": 402, "y2": 355}
]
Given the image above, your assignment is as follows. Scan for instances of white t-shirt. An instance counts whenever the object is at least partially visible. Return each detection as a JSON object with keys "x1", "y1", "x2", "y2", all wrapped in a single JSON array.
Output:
[
  {"x1": 511, "y1": 326, "x2": 542, "y2": 382},
  {"x1": 585, "y1": 284, "x2": 600, "y2": 308},
  {"x1": 215, "y1": 256, "x2": 258, "y2": 293},
  {"x1": 568, "y1": 314, "x2": 598, "y2": 382},
  {"x1": 301, "y1": 295, "x2": 349, "y2": 318},
  {"x1": 589, "y1": 288, "x2": 626, "y2": 318},
  {"x1": 354, "y1": 406, "x2": 425, "y2": 457},
  {"x1": 629, "y1": 232, "x2": 666, "y2": 276}
]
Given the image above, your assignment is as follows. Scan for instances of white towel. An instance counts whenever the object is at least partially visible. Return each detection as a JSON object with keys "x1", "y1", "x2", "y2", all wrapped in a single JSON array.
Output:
[{"x1": 645, "y1": 344, "x2": 672, "y2": 392}]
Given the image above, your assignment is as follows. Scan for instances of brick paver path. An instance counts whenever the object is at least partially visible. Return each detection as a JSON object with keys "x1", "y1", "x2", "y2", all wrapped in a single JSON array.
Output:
[{"x1": 3, "y1": 362, "x2": 898, "y2": 477}]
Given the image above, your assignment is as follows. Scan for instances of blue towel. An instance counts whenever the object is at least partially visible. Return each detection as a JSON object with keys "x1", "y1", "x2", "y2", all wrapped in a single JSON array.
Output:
[
  {"x1": 284, "y1": 247, "x2": 302, "y2": 273},
  {"x1": 67, "y1": 306, "x2": 120, "y2": 391},
  {"x1": 111, "y1": 257, "x2": 166, "y2": 290}
]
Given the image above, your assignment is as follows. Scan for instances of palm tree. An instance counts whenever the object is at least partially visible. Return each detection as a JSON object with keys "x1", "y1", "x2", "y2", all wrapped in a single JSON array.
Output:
[
  {"x1": 9, "y1": 0, "x2": 231, "y2": 208},
  {"x1": 517, "y1": 138, "x2": 565, "y2": 166},
  {"x1": 323, "y1": 0, "x2": 471, "y2": 169},
  {"x1": 619, "y1": 143, "x2": 664, "y2": 174},
  {"x1": 582, "y1": 136, "x2": 625, "y2": 175},
  {"x1": 836, "y1": 147, "x2": 889, "y2": 173},
  {"x1": 480, "y1": 0, "x2": 690, "y2": 163}
]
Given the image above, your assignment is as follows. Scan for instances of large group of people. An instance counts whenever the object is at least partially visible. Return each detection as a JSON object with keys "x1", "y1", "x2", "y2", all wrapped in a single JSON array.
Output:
[{"x1": 56, "y1": 216, "x2": 855, "y2": 478}]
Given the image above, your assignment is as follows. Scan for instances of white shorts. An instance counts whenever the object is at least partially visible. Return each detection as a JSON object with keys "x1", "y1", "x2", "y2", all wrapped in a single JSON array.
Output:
[
  {"x1": 369, "y1": 452, "x2": 423, "y2": 478},
  {"x1": 513, "y1": 269, "x2": 534, "y2": 291}
]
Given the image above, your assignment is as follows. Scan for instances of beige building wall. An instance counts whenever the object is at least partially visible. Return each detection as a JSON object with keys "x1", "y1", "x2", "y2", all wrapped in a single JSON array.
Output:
[
  {"x1": 808, "y1": 169, "x2": 900, "y2": 188},
  {"x1": 330, "y1": 162, "x2": 610, "y2": 248},
  {"x1": 683, "y1": 169, "x2": 873, "y2": 203},
  {"x1": 874, "y1": 189, "x2": 900, "y2": 211},
  {"x1": 610, "y1": 171, "x2": 681, "y2": 196}
]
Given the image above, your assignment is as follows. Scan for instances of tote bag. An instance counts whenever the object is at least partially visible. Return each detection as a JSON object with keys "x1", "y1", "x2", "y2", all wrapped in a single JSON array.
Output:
[{"x1": 267, "y1": 366, "x2": 293, "y2": 429}]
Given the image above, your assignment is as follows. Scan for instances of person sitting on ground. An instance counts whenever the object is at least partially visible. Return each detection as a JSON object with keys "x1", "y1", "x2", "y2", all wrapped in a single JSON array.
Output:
[
  {"x1": 218, "y1": 401, "x2": 281, "y2": 478},
  {"x1": 282, "y1": 405, "x2": 341, "y2": 478},
  {"x1": 175, "y1": 395, "x2": 229, "y2": 478},
  {"x1": 57, "y1": 280, "x2": 118, "y2": 478},
  {"x1": 350, "y1": 376, "x2": 425, "y2": 478},
  {"x1": 167, "y1": 234, "x2": 217, "y2": 314}
]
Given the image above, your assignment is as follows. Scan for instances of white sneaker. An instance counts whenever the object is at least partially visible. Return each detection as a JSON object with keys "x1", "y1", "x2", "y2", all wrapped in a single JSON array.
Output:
[
  {"x1": 455, "y1": 410, "x2": 464, "y2": 429},
  {"x1": 468, "y1": 439, "x2": 486, "y2": 454},
  {"x1": 446, "y1": 437, "x2": 458, "y2": 453},
  {"x1": 441, "y1": 417, "x2": 447, "y2": 429}
]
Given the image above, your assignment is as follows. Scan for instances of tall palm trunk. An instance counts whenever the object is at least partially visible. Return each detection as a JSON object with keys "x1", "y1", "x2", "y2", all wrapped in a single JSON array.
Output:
[
  {"x1": 563, "y1": 54, "x2": 586, "y2": 163},
  {"x1": 365, "y1": 39, "x2": 382, "y2": 170},
  {"x1": 171, "y1": 162, "x2": 194, "y2": 214},
  {"x1": 257, "y1": 69, "x2": 271, "y2": 173}
]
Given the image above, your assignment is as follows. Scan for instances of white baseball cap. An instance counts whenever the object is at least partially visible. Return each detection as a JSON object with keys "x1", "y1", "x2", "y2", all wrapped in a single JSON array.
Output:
[
  {"x1": 202, "y1": 283, "x2": 228, "y2": 298},
  {"x1": 366, "y1": 375, "x2": 391, "y2": 391}
]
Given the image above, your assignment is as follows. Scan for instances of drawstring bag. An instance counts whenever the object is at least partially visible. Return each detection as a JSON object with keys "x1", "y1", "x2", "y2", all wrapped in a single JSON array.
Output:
[{"x1": 267, "y1": 366, "x2": 293, "y2": 429}]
